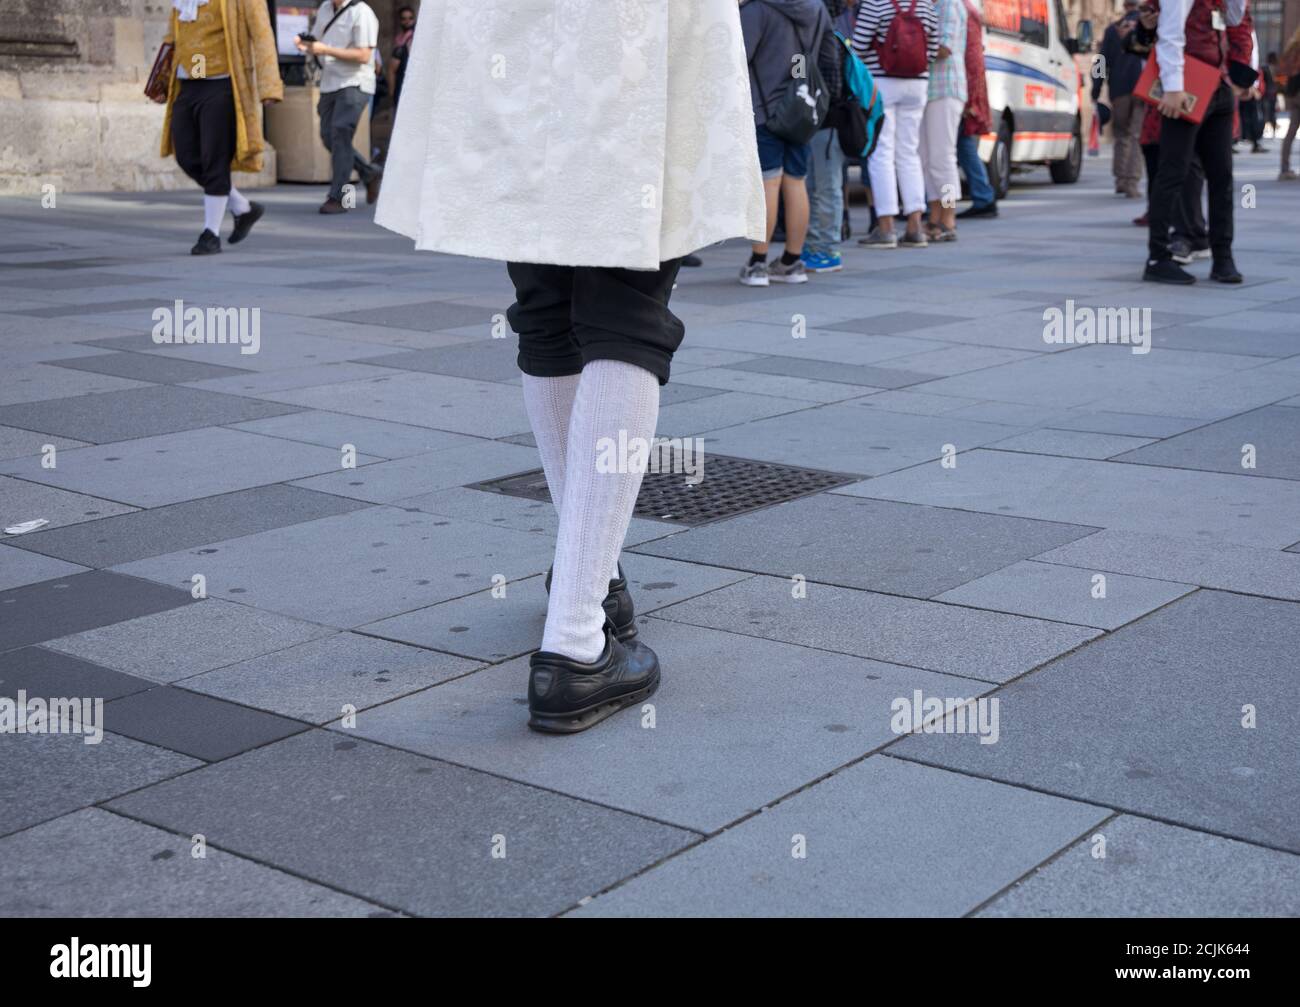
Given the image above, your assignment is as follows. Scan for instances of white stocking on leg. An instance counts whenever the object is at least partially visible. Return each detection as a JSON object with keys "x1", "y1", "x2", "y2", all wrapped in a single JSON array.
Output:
[
  {"x1": 521, "y1": 373, "x2": 580, "y2": 519},
  {"x1": 542, "y1": 359, "x2": 659, "y2": 662}
]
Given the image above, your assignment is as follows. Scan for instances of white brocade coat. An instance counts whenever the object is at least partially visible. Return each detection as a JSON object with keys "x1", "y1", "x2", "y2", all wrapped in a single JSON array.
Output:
[{"x1": 375, "y1": 0, "x2": 768, "y2": 270}]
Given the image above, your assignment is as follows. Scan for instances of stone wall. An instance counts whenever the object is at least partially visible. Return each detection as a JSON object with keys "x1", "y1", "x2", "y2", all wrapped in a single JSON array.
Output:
[{"x1": 0, "y1": 0, "x2": 273, "y2": 195}]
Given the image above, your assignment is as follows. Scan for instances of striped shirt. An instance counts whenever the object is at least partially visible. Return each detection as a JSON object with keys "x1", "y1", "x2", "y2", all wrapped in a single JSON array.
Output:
[{"x1": 851, "y1": 0, "x2": 939, "y2": 79}]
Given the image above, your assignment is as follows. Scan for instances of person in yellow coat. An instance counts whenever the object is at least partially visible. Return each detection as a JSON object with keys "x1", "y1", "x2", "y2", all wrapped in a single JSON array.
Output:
[{"x1": 158, "y1": 0, "x2": 283, "y2": 254}]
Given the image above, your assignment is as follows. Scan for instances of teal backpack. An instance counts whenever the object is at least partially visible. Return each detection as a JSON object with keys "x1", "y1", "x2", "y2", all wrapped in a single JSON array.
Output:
[{"x1": 835, "y1": 30, "x2": 885, "y2": 159}]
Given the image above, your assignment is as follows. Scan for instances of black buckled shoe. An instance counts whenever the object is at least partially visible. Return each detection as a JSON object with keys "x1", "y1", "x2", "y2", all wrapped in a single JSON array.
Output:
[
  {"x1": 544, "y1": 563, "x2": 636, "y2": 641},
  {"x1": 1210, "y1": 257, "x2": 1243, "y2": 284},
  {"x1": 228, "y1": 201, "x2": 264, "y2": 245},
  {"x1": 527, "y1": 625, "x2": 660, "y2": 734},
  {"x1": 190, "y1": 229, "x2": 221, "y2": 256}
]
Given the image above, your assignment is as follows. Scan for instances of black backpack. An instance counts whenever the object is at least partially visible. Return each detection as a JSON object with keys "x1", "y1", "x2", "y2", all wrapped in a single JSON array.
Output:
[{"x1": 750, "y1": 2, "x2": 830, "y2": 145}]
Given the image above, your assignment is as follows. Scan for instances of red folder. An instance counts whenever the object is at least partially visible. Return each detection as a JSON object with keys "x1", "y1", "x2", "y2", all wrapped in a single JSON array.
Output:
[{"x1": 1135, "y1": 51, "x2": 1222, "y2": 124}]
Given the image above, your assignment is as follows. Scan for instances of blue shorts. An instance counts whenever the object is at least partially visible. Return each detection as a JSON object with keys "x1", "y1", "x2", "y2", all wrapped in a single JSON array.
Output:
[{"x1": 756, "y1": 124, "x2": 810, "y2": 180}]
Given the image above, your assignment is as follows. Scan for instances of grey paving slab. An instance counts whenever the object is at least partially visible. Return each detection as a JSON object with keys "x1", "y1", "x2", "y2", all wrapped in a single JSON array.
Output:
[
  {"x1": 976, "y1": 815, "x2": 1300, "y2": 918},
  {"x1": 574, "y1": 756, "x2": 1106, "y2": 917},
  {"x1": 654, "y1": 390, "x2": 815, "y2": 436},
  {"x1": 844, "y1": 448, "x2": 1300, "y2": 549},
  {"x1": 115, "y1": 506, "x2": 558, "y2": 628},
  {"x1": 654, "y1": 575, "x2": 1097, "y2": 682},
  {"x1": 989, "y1": 428, "x2": 1157, "y2": 460},
  {"x1": 824, "y1": 312, "x2": 967, "y2": 336},
  {"x1": 106, "y1": 730, "x2": 694, "y2": 917},
  {"x1": 0, "y1": 425, "x2": 88, "y2": 461},
  {"x1": 0, "y1": 569, "x2": 195, "y2": 652},
  {"x1": 695, "y1": 402, "x2": 1021, "y2": 476},
  {"x1": 259, "y1": 370, "x2": 530, "y2": 437},
  {"x1": 1148, "y1": 324, "x2": 1300, "y2": 357},
  {"x1": 229, "y1": 410, "x2": 480, "y2": 458},
  {"x1": 349, "y1": 619, "x2": 988, "y2": 831},
  {"x1": 0, "y1": 426, "x2": 379, "y2": 508},
  {"x1": 851, "y1": 389, "x2": 983, "y2": 416},
  {"x1": 84, "y1": 330, "x2": 398, "y2": 372},
  {"x1": 49, "y1": 352, "x2": 252, "y2": 384},
  {"x1": 727, "y1": 355, "x2": 936, "y2": 390},
  {"x1": 180, "y1": 631, "x2": 480, "y2": 725},
  {"x1": 0, "y1": 544, "x2": 87, "y2": 591},
  {"x1": 322, "y1": 299, "x2": 503, "y2": 334},
  {"x1": 0, "y1": 646, "x2": 154, "y2": 703},
  {"x1": 43, "y1": 599, "x2": 335, "y2": 684},
  {"x1": 1112, "y1": 406, "x2": 1300, "y2": 480},
  {"x1": 892, "y1": 590, "x2": 1300, "y2": 853},
  {"x1": 1035, "y1": 528, "x2": 1300, "y2": 602},
  {"x1": 672, "y1": 366, "x2": 879, "y2": 403},
  {"x1": 0, "y1": 384, "x2": 302, "y2": 443},
  {"x1": 364, "y1": 341, "x2": 524, "y2": 383},
  {"x1": 934, "y1": 560, "x2": 1195, "y2": 629},
  {"x1": 362, "y1": 558, "x2": 750, "y2": 662},
  {"x1": 1046, "y1": 410, "x2": 1210, "y2": 438},
  {"x1": 0, "y1": 809, "x2": 392, "y2": 917},
  {"x1": 291, "y1": 441, "x2": 538, "y2": 503},
  {"x1": 637, "y1": 494, "x2": 1096, "y2": 598},
  {"x1": 181, "y1": 361, "x2": 397, "y2": 396},
  {"x1": 0, "y1": 270, "x2": 166, "y2": 290},
  {"x1": 1, "y1": 730, "x2": 199, "y2": 838},
  {"x1": 5, "y1": 297, "x2": 164, "y2": 318},
  {"x1": 5, "y1": 483, "x2": 369, "y2": 568},
  {"x1": 0, "y1": 362, "x2": 148, "y2": 406},
  {"x1": 682, "y1": 320, "x2": 938, "y2": 365},
  {"x1": 0, "y1": 475, "x2": 137, "y2": 535}
]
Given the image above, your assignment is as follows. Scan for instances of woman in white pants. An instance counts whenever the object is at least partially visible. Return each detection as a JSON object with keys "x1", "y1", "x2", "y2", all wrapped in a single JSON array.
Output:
[
  {"x1": 919, "y1": 0, "x2": 967, "y2": 241},
  {"x1": 851, "y1": 0, "x2": 940, "y2": 248}
]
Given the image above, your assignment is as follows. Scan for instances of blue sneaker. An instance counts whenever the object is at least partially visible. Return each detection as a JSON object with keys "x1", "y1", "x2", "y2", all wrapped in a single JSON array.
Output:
[{"x1": 801, "y1": 250, "x2": 843, "y2": 273}]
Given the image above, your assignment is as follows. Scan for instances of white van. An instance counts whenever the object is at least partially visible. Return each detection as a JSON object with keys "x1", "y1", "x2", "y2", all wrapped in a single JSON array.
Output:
[{"x1": 977, "y1": 0, "x2": 1092, "y2": 198}]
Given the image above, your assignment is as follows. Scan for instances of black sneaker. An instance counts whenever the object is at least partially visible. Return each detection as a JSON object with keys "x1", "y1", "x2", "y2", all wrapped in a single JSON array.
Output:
[
  {"x1": 544, "y1": 563, "x2": 635, "y2": 641},
  {"x1": 1170, "y1": 237, "x2": 1194, "y2": 264},
  {"x1": 1143, "y1": 258, "x2": 1195, "y2": 285},
  {"x1": 190, "y1": 229, "x2": 221, "y2": 256},
  {"x1": 956, "y1": 201, "x2": 998, "y2": 219},
  {"x1": 1210, "y1": 257, "x2": 1243, "y2": 284},
  {"x1": 527, "y1": 626, "x2": 660, "y2": 734},
  {"x1": 228, "y1": 201, "x2": 264, "y2": 245}
]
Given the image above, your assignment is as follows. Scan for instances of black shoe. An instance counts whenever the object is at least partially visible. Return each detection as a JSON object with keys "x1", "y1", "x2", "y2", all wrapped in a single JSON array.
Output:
[
  {"x1": 190, "y1": 229, "x2": 221, "y2": 256},
  {"x1": 544, "y1": 563, "x2": 635, "y2": 641},
  {"x1": 1143, "y1": 258, "x2": 1195, "y2": 285},
  {"x1": 1251, "y1": 142, "x2": 1267, "y2": 154},
  {"x1": 681, "y1": 253, "x2": 703, "y2": 267},
  {"x1": 1170, "y1": 237, "x2": 1194, "y2": 265},
  {"x1": 956, "y1": 201, "x2": 998, "y2": 219},
  {"x1": 527, "y1": 626, "x2": 660, "y2": 734},
  {"x1": 1210, "y1": 257, "x2": 1243, "y2": 284},
  {"x1": 228, "y1": 201, "x2": 264, "y2": 245}
]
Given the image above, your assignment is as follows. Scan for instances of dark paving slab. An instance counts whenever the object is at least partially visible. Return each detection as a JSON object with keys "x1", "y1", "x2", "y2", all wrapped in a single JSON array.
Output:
[
  {"x1": 977, "y1": 815, "x2": 1300, "y2": 917},
  {"x1": 0, "y1": 646, "x2": 154, "y2": 703},
  {"x1": 365, "y1": 342, "x2": 523, "y2": 383},
  {"x1": 1148, "y1": 325, "x2": 1300, "y2": 357},
  {"x1": 106, "y1": 730, "x2": 695, "y2": 917},
  {"x1": 824, "y1": 312, "x2": 967, "y2": 335},
  {"x1": 574, "y1": 757, "x2": 1106, "y2": 917},
  {"x1": 348, "y1": 619, "x2": 992, "y2": 831},
  {"x1": 5, "y1": 298, "x2": 166, "y2": 318},
  {"x1": 49, "y1": 352, "x2": 251, "y2": 384},
  {"x1": 1, "y1": 730, "x2": 199, "y2": 838},
  {"x1": 635, "y1": 494, "x2": 1097, "y2": 598},
  {"x1": 1112, "y1": 406, "x2": 1300, "y2": 481},
  {"x1": 728, "y1": 354, "x2": 937, "y2": 389},
  {"x1": 653, "y1": 575, "x2": 1097, "y2": 682},
  {"x1": 7, "y1": 483, "x2": 369, "y2": 568},
  {"x1": 104, "y1": 686, "x2": 308, "y2": 761},
  {"x1": 892, "y1": 590, "x2": 1300, "y2": 853},
  {"x1": 322, "y1": 300, "x2": 500, "y2": 333},
  {"x1": 0, "y1": 272, "x2": 166, "y2": 291},
  {"x1": 0, "y1": 570, "x2": 195, "y2": 652},
  {"x1": 0, "y1": 809, "x2": 393, "y2": 917},
  {"x1": 0, "y1": 385, "x2": 301, "y2": 443}
]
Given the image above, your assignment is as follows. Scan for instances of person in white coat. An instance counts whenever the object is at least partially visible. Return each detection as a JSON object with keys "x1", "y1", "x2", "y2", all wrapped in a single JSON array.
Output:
[{"x1": 376, "y1": 0, "x2": 766, "y2": 734}]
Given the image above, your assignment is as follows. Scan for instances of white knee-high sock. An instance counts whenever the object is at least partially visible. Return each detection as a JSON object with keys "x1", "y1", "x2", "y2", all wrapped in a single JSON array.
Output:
[
  {"x1": 521, "y1": 373, "x2": 580, "y2": 519},
  {"x1": 203, "y1": 195, "x2": 228, "y2": 235},
  {"x1": 227, "y1": 186, "x2": 251, "y2": 215},
  {"x1": 542, "y1": 359, "x2": 660, "y2": 662}
]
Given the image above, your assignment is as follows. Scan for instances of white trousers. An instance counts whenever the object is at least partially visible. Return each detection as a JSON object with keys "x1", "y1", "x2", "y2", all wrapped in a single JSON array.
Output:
[
  {"x1": 920, "y1": 96, "x2": 965, "y2": 205},
  {"x1": 867, "y1": 76, "x2": 928, "y2": 218}
]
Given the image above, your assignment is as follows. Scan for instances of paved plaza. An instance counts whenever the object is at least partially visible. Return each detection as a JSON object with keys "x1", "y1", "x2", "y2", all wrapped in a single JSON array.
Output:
[{"x1": 1, "y1": 155, "x2": 1298, "y2": 917}]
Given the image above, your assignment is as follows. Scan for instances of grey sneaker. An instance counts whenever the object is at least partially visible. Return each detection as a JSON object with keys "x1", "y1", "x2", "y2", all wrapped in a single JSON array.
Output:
[
  {"x1": 858, "y1": 226, "x2": 898, "y2": 249},
  {"x1": 769, "y1": 258, "x2": 808, "y2": 283},
  {"x1": 899, "y1": 229, "x2": 929, "y2": 248},
  {"x1": 739, "y1": 260, "x2": 770, "y2": 286}
]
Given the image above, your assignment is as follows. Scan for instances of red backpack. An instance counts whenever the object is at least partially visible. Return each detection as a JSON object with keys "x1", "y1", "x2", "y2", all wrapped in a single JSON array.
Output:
[{"x1": 875, "y1": 0, "x2": 930, "y2": 78}]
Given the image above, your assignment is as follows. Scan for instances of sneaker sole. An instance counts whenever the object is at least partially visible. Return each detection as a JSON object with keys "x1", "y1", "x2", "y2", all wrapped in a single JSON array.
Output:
[
  {"x1": 528, "y1": 671, "x2": 660, "y2": 734},
  {"x1": 859, "y1": 243, "x2": 898, "y2": 250},
  {"x1": 1144, "y1": 273, "x2": 1196, "y2": 285},
  {"x1": 738, "y1": 276, "x2": 770, "y2": 286},
  {"x1": 769, "y1": 274, "x2": 809, "y2": 283},
  {"x1": 806, "y1": 264, "x2": 843, "y2": 273}
]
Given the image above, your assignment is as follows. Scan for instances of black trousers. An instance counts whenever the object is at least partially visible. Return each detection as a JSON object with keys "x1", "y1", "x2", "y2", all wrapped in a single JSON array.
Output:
[
  {"x1": 318, "y1": 86, "x2": 379, "y2": 202},
  {"x1": 1148, "y1": 82, "x2": 1235, "y2": 262},
  {"x1": 1143, "y1": 143, "x2": 1210, "y2": 248},
  {"x1": 506, "y1": 260, "x2": 685, "y2": 386},
  {"x1": 171, "y1": 77, "x2": 236, "y2": 196}
]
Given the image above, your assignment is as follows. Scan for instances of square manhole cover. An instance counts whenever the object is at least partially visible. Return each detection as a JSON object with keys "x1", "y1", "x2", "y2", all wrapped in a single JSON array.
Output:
[{"x1": 470, "y1": 451, "x2": 857, "y2": 526}]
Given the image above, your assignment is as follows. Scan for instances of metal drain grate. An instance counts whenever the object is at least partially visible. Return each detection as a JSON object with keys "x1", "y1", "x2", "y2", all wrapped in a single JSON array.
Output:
[{"x1": 470, "y1": 451, "x2": 857, "y2": 526}]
